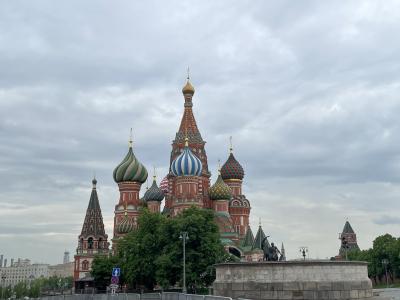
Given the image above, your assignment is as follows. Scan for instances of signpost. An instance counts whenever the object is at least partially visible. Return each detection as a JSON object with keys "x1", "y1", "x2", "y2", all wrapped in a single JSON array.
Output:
[
  {"x1": 111, "y1": 276, "x2": 119, "y2": 285},
  {"x1": 112, "y1": 268, "x2": 121, "y2": 277},
  {"x1": 110, "y1": 267, "x2": 121, "y2": 295}
]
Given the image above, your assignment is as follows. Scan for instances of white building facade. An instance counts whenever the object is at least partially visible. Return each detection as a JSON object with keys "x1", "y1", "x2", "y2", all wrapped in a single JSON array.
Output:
[{"x1": 0, "y1": 263, "x2": 49, "y2": 287}]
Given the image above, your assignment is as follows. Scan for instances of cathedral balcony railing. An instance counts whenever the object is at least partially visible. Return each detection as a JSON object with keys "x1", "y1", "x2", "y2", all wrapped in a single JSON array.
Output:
[{"x1": 76, "y1": 248, "x2": 110, "y2": 255}]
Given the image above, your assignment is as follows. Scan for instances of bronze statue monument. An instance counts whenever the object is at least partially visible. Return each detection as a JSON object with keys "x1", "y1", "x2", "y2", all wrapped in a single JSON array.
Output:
[{"x1": 262, "y1": 237, "x2": 282, "y2": 261}]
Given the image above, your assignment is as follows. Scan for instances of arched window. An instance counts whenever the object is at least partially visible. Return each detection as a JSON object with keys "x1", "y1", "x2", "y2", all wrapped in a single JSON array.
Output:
[
  {"x1": 229, "y1": 247, "x2": 241, "y2": 258},
  {"x1": 88, "y1": 237, "x2": 94, "y2": 249},
  {"x1": 82, "y1": 260, "x2": 89, "y2": 271},
  {"x1": 98, "y1": 238, "x2": 103, "y2": 249}
]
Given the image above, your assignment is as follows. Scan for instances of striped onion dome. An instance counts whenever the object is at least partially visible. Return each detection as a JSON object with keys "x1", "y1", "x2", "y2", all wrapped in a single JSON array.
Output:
[
  {"x1": 117, "y1": 212, "x2": 135, "y2": 234},
  {"x1": 143, "y1": 177, "x2": 164, "y2": 202},
  {"x1": 113, "y1": 142, "x2": 148, "y2": 184},
  {"x1": 171, "y1": 138, "x2": 202, "y2": 176},
  {"x1": 209, "y1": 172, "x2": 232, "y2": 200},
  {"x1": 160, "y1": 176, "x2": 169, "y2": 194},
  {"x1": 221, "y1": 152, "x2": 244, "y2": 180}
]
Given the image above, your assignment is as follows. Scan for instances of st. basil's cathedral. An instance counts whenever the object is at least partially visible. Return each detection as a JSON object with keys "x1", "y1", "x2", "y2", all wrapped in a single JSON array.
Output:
[{"x1": 73, "y1": 77, "x2": 274, "y2": 286}]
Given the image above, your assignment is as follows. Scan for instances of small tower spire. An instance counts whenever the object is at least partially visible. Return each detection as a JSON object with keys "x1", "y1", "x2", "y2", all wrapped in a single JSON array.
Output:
[
  {"x1": 92, "y1": 177, "x2": 97, "y2": 189},
  {"x1": 229, "y1": 136, "x2": 233, "y2": 153},
  {"x1": 218, "y1": 159, "x2": 221, "y2": 174},
  {"x1": 187, "y1": 66, "x2": 190, "y2": 81},
  {"x1": 129, "y1": 128, "x2": 133, "y2": 148},
  {"x1": 153, "y1": 166, "x2": 157, "y2": 181}
]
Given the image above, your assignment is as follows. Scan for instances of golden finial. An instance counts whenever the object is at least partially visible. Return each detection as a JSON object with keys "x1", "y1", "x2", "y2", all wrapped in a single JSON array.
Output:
[
  {"x1": 218, "y1": 159, "x2": 221, "y2": 174},
  {"x1": 259, "y1": 217, "x2": 262, "y2": 227},
  {"x1": 182, "y1": 68, "x2": 195, "y2": 95},
  {"x1": 153, "y1": 166, "x2": 157, "y2": 181},
  {"x1": 129, "y1": 128, "x2": 133, "y2": 148},
  {"x1": 229, "y1": 136, "x2": 233, "y2": 153}
]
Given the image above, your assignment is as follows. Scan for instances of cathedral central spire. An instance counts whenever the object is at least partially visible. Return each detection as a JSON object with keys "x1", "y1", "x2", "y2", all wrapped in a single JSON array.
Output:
[{"x1": 175, "y1": 77, "x2": 203, "y2": 145}]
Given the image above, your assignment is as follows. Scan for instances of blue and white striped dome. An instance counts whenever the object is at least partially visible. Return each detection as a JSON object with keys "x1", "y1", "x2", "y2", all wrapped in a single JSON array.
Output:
[{"x1": 171, "y1": 139, "x2": 202, "y2": 177}]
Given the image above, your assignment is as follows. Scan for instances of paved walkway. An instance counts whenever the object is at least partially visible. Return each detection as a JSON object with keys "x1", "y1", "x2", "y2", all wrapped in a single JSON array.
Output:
[{"x1": 373, "y1": 288, "x2": 400, "y2": 300}]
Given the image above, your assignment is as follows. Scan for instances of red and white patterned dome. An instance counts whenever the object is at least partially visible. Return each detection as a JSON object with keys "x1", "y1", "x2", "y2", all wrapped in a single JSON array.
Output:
[{"x1": 160, "y1": 175, "x2": 169, "y2": 194}]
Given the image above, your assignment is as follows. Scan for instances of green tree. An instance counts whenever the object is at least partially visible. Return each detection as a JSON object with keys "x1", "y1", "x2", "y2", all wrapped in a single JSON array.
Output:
[
  {"x1": 117, "y1": 209, "x2": 166, "y2": 290},
  {"x1": 0, "y1": 285, "x2": 12, "y2": 299},
  {"x1": 13, "y1": 282, "x2": 28, "y2": 299},
  {"x1": 156, "y1": 207, "x2": 230, "y2": 292},
  {"x1": 372, "y1": 234, "x2": 399, "y2": 283},
  {"x1": 94, "y1": 207, "x2": 230, "y2": 292},
  {"x1": 91, "y1": 254, "x2": 120, "y2": 289},
  {"x1": 348, "y1": 233, "x2": 400, "y2": 285}
]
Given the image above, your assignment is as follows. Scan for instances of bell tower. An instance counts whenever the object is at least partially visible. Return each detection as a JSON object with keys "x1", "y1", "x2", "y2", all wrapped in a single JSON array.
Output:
[{"x1": 74, "y1": 178, "x2": 109, "y2": 288}]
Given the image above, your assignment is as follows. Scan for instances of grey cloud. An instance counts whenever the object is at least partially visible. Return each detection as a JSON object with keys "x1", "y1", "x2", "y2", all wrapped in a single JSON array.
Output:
[
  {"x1": 373, "y1": 215, "x2": 400, "y2": 225},
  {"x1": 1, "y1": 1, "x2": 400, "y2": 263}
]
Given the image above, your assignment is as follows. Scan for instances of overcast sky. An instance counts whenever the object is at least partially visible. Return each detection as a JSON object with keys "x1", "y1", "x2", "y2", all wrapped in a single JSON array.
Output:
[{"x1": 1, "y1": 1, "x2": 400, "y2": 265}]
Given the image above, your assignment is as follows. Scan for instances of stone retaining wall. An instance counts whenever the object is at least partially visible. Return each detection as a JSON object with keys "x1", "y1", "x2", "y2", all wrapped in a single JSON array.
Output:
[{"x1": 213, "y1": 261, "x2": 373, "y2": 300}]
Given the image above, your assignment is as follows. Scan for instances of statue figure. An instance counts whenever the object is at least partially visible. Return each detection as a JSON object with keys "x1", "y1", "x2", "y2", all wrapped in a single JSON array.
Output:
[{"x1": 262, "y1": 237, "x2": 282, "y2": 261}]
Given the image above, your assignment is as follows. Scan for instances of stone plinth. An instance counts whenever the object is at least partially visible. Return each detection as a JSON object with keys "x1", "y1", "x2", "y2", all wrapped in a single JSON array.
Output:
[{"x1": 213, "y1": 261, "x2": 372, "y2": 300}]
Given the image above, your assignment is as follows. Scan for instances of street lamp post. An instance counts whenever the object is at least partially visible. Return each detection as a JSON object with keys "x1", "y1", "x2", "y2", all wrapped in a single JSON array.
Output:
[
  {"x1": 180, "y1": 232, "x2": 189, "y2": 294},
  {"x1": 1, "y1": 273, "x2": 7, "y2": 300},
  {"x1": 299, "y1": 247, "x2": 308, "y2": 260},
  {"x1": 381, "y1": 259, "x2": 389, "y2": 288}
]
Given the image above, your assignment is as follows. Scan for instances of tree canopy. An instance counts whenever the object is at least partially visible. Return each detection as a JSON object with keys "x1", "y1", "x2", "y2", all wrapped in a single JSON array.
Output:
[
  {"x1": 348, "y1": 233, "x2": 400, "y2": 285},
  {"x1": 0, "y1": 276, "x2": 73, "y2": 299},
  {"x1": 92, "y1": 207, "x2": 232, "y2": 292}
]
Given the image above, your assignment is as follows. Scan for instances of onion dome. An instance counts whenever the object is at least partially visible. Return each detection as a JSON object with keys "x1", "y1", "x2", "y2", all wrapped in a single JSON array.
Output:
[
  {"x1": 221, "y1": 152, "x2": 244, "y2": 180},
  {"x1": 143, "y1": 177, "x2": 164, "y2": 202},
  {"x1": 113, "y1": 137, "x2": 148, "y2": 184},
  {"x1": 182, "y1": 78, "x2": 195, "y2": 95},
  {"x1": 209, "y1": 171, "x2": 232, "y2": 200},
  {"x1": 116, "y1": 212, "x2": 135, "y2": 234},
  {"x1": 160, "y1": 176, "x2": 169, "y2": 194},
  {"x1": 171, "y1": 138, "x2": 202, "y2": 176}
]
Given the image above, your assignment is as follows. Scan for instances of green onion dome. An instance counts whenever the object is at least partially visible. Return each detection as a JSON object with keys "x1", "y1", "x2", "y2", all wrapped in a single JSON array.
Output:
[
  {"x1": 116, "y1": 212, "x2": 135, "y2": 234},
  {"x1": 221, "y1": 152, "x2": 244, "y2": 180},
  {"x1": 143, "y1": 177, "x2": 164, "y2": 202},
  {"x1": 209, "y1": 172, "x2": 232, "y2": 200},
  {"x1": 113, "y1": 141, "x2": 148, "y2": 184}
]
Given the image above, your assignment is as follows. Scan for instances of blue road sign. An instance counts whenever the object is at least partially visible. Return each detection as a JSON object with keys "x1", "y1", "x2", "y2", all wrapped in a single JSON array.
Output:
[{"x1": 112, "y1": 267, "x2": 121, "y2": 277}]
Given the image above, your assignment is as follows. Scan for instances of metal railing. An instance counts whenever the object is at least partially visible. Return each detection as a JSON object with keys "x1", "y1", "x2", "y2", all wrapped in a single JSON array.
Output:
[{"x1": 38, "y1": 292, "x2": 232, "y2": 300}]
